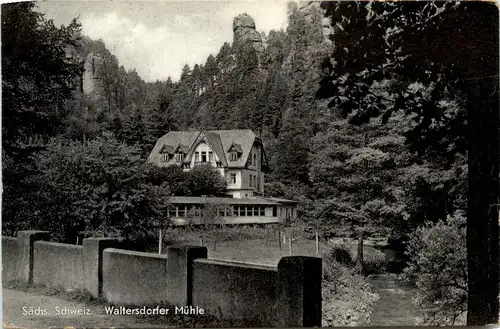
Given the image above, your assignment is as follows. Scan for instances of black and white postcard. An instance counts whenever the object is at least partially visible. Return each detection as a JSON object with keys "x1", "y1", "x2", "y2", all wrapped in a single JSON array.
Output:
[{"x1": 2, "y1": 1, "x2": 499, "y2": 328}]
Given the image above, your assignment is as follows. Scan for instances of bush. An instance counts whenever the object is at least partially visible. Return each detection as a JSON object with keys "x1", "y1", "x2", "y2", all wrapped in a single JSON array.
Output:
[
  {"x1": 326, "y1": 243, "x2": 387, "y2": 275},
  {"x1": 362, "y1": 248, "x2": 387, "y2": 275},
  {"x1": 402, "y1": 211, "x2": 467, "y2": 325},
  {"x1": 321, "y1": 246, "x2": 379, "y2": 326},
  {"x1": 325, "y1": 245, "x2": 353, "y2": 266},
  {"x1": 3, "y1": 138, "x2": 171, "y2": 243}
]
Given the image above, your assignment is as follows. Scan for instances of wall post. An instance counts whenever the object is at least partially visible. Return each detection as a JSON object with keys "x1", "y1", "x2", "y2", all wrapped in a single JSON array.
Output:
[
  {"x1": 83, "y1": 237, "x2": 118, "y2": 297},
  {"x1": 166, "y1": 245, "x2": 207, "y2": 306},
  {"x1": 17, "y1": 230, "x2": 50, "y2": 284},
  {"x1": 275, "y1": 256, "x2": 322, "y2": 327}
]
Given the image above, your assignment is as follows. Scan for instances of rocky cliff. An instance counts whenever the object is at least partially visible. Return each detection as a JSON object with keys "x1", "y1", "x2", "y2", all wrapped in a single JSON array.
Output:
[
  {"x1": 298, "y1": 1, "x2": 334, "y2": 44},
  {"x1": 82, "y1": 52, "x2": 104, "y2": 95},
  {"x1": 233, "y1": 14, "x2": 264, "y2": 53}
]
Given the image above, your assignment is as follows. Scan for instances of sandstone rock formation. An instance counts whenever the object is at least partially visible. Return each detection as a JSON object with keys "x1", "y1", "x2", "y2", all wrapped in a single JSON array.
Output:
[
  {"x1": 298, "y1": 1, "x2": 334, "y2": 44},
  {"x1": 233, "y1": 14, "x2": 264, "y2": 53},
  {"x1": 82, "y1": 52, "x2": 104, "y2": 95}
]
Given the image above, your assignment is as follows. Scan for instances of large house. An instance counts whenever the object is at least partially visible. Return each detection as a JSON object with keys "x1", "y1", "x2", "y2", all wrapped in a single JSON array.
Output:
[{"x1": 147, "y1": 129, "x2": 297, "y2": 225}]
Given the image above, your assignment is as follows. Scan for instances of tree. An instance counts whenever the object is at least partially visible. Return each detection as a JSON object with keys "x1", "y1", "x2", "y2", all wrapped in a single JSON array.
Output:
[
  {"x1": 317, "y1": 1, "x2": 498, "y2": 324},
  {"x1": 308, "y1": 117, "x2": 406, "y2": 259},
  {"x1": 204, "y1": 54, "x2": 218, "y2": 88},
  {"x1": 2, "y1": 2, "x2": 83, "y2": 154},
  {"x1": 403, "y1": 212, "x2": 467, "y2": 325},
  {"x1": 144, "y1": 164, "x2": 190, "y2": 196},
  {"x1": 271, "y1": 107, "x2": 310, "y2": 186},
  {"x1": 25, "y1": 138, "x2": 171, "y2": 242},
  {"x1": 200, "y1": 200, "x2": 226, "y2": 251},
  {"x1": 184, "y1": 164, "x2": 227, "y2": 197}
]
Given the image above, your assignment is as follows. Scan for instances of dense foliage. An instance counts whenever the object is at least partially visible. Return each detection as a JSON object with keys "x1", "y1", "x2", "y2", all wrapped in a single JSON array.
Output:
[
  {"x1": 2, "y1": 1, "x2": 497, "y2": 324},
  {"x1": 316, "y1": 1, "x2": 498, "y2": 324},
  {"x1": 322, "y1": 246, "x2": 379, "y2": 326},
  {"x1": 403, "y1": 212, "x2": 467, "y2": 325},
  {"x1": 2, "y1": 2, "x2": 83, "y2": 154},
  {"x1": 3, "y1": 137, "x2": 171, "y2": 242},
  {"x1": 144, "y1": 164, "x2": 227, "y2": 197}
]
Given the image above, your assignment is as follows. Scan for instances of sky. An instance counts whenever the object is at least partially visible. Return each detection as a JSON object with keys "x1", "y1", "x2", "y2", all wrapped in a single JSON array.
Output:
[{"x1": 35, "y1": 1, "x2": 290, "y2": 82}]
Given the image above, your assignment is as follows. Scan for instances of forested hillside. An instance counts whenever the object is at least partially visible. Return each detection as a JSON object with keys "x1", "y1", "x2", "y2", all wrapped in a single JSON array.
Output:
[
  {"x1": 3, "y1": 1, "x2": 471, "y2": 241},
  {"x1": 2, "y1": 1, "x2": 499, "y2": 325}
]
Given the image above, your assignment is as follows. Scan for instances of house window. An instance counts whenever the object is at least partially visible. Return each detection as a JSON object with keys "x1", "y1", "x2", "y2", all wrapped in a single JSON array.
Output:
[
  {"x1": 230, "y1": 173, "x2": 236, "y2": 184},
  {"x1": 176, "y1": 153, "x2": 184, "y2": 162},
  {"x1": 259, "y1": 206, "x2": 265, "y2": 216},
  {"x1": 169, "y1": 207, "x2": 177, "y2": 218},
  {"x1": 209, "y1": 151, "x2": 213, "y2": 161},
  {"x1": 161, "y1": 154, "x2": 168, "y2": 162},
  {"x1": 178, "y1": 206, "x2": 186, "y2": 217},
  {"x1": 253, "y1": 154, "x2": 257, "y2": 166},
  {"x1": 230, "y1": 152, "x2": 238, "y2": 161},
  {"x1": 195, "y1": 152, "x2": 200, "y2": 162},
  {"x1": 249, "y1": 175, "x2": 253, "y2": 187},
  {"x1": 201, "y1": 152, "x2": 207, "y2": 162}
]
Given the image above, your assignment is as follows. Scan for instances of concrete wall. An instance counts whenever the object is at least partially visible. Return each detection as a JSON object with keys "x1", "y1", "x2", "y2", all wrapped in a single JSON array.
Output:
[
  {"x1": 3, "y1": 231, "x2": 322, "y2": 327},
  {"x1": 192, "y1": 259, "x2": 277, "y2": 325},
  {"x1": 33, "y1": 241, "x2": 85, "y2": 290},
  {"x1": 102, "y1": 248, "x2": 168, "y2": 306},
  {"x1": 2, "y1": 237, "x2": 21, "y2": 282}
]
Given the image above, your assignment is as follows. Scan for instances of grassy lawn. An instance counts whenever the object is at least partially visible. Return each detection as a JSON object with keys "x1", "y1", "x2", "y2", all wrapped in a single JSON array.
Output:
[
  {"x1": 205, "y1": 238, "x2": 326, "y2": 266},
  {"x1": 165, "y1": 234, "x2": 382, "y2": 267}
]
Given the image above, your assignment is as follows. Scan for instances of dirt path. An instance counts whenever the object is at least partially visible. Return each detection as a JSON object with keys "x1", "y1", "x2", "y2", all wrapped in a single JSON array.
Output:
[
  {"x1": 368, "y1": 274, "x2": 421, "y2": 326},
  {"x1": 2, "y1": 289, "x2": 171, "y2": 328}
]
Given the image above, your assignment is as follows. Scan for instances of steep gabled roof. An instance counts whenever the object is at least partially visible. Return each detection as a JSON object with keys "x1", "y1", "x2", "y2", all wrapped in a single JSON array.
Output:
[
  {"x1": 204, "y1": 131, "x2": 228, "y2": 166},
  {"x1": 184, "y1": 131, "x2": 228, "y2": 166},
  {"x1": 213, "y1": 130, "x2": 256, "y2": 167},
  {"x1": 159, "y1": 145, "x2": 174, "y2": 154},
  {"x1": 174, "y1": 144, "x2": 189, "y2": 154},
  {"x1": 147, "y1": 129, "x2": 259, "y2": 168}
]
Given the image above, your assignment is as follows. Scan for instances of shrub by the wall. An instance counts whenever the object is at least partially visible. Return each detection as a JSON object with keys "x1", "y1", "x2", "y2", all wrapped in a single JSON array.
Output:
[
  {"x1": 402, "y1": 212, "x2": 467, "y2": 325},
  {"x1": 362, "y1": 248, "x2": 387, "y2": 275},
  {"x1": 322, "y1": 246, "x2": 379, "y2": 326}
]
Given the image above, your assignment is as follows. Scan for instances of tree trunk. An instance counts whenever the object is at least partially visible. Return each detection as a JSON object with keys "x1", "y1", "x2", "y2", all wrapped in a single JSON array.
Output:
[
  {"x1": 315, "y1": 231, "x2": 319, "y2": 255},
  {"x1": 466, "y1": 77, "x2": 499, "y2": 325},
  {"x1": 278, "y1": 231, "x2": 282, "y2": 250},
  {"x1": 158, "y1": 226, "x2": 163, "y2": 255},
  {"x1": 465, "y1": 4, "x2": 499, "y2": 325},
  {"x1": 355, "y1": 229, "x2": 365, "y2": 273}
]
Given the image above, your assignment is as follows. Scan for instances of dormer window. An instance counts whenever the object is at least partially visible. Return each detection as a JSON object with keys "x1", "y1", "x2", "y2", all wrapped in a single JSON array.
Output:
[
  {"x1": 159, "y1": 144, "x2": 174, "y2": 163},
  {"x1": 176, "y1": 153, "x2": 184, "y2": 162},
  {"x1": 253, "y1": 154, "x2": 257, "y2": 166},
  {"x1": 227, "y1": 142, "x2": 242, "y2": 162}
]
